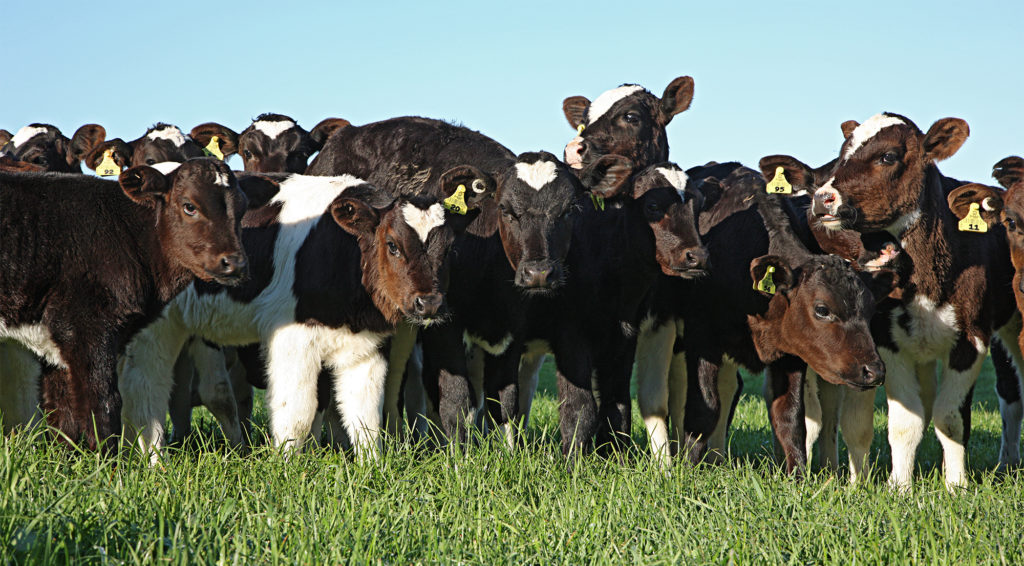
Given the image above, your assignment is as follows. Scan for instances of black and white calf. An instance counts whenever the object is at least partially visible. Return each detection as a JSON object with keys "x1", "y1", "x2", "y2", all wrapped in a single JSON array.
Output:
[
  {"x1": 1, "y1": 123, "x2": 106, "y2": 172},
  {"x1": 119, "y1": 170, "x2": 491, "y2": 459}
]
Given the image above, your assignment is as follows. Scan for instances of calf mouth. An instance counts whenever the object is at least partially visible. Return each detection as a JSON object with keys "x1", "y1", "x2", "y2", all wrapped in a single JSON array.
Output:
[
  {"x1": 665, "y1": 266, "x2": 709, "y2": 279},
  {"x1": 204, "y1": 269, "x2": 249, "y2": 287}
]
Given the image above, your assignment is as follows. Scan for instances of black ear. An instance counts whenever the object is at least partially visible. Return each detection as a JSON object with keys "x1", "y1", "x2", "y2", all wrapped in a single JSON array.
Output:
[
  {"x1": 840, "y1": 120, "x2": 860, "y2": 140},
  {"x1": 694, "y1": 176, "x2": 723, "y2": 211},
  {"x1": 858, "y1": 268, "x2": 898, "y2": 304},
  {"x1": 86, "y1": 139, "x2": 133, "y2": 175},
  {"x1": 947, "y1": 183, "x2": 1004, "y2": 226},
  {"x1": 581, "y1": 154, "x2": 634, "y2": 198},
  {"x1": 993, "y1": 156, "x2": 1024, "y2": 190},
  {"x1": 562, "y1": 96, "x2": 590, "y2": 130},
  {"x1": 750, "y1": 255, "x2": 795, "y2": 296},
  {"x1": 190, "y1": 122, "x2": 239, "y2": 159},
  {"x1": 119, "y1": 166, "x2": 169, "y2": 207},
  {"x1": 68, "y1": 124, "x2": 106, "y2": 162},
  {"x1": 923, "y1": 117, "x2": 969, "y2": 162},
  {"x1": 658, "y1": 76, "x2": 695, "y2": 126},
  {"x1": 309, "y1": 118, "x2": 351, "y2": 148},
  {"x1": 236, "y1": 174, "x2": 281, "y2": 209},
  {"x1": 439, "y1": 165, "x2": 496, "y2": 213},
  {"x1": 758, "y1": 155, "x2": 817, "y2": 194},
  {"x1": 330, "y1": 196, "x2": 381, "y2": 238}
]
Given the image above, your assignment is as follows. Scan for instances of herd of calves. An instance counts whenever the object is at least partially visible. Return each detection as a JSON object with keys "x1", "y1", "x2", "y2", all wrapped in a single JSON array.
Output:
[{"x1": 3, "y1": 75, "x2": 1024, "y2": 493}]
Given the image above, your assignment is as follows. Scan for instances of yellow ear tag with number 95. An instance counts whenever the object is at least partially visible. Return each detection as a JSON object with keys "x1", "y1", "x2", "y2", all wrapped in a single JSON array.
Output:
[
  {"x1": 958, "y1": 202, "x2": 988, "y2": 233},
  {"x1": 755, "y1": 265, "x2": 777, "y2": 294},
  {"x1": 444, "y1": 184, "x2": 468, "y2": 215},
  {"x1": 203, "y1": 135, "x2": 225, "y2": 160},
  {"x1": 96, "y1": 149, "x2": 121, "y2": 177},
  {"x1": 766, "y1": 166, "x2": 792, "y2": 194}
]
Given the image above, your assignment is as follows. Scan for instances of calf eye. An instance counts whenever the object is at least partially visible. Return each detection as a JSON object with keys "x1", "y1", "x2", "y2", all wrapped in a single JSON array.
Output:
[
  {"x1": 880, "y1": 151, "x2": 899, "y2": 165},
  {"x1": 1007, "y1": 218, "x2": 1018, "y2": 232},
  {"x1": 624, "y1": 112, "x2": 641, "y2": 124},
  {"x1": 183, "y1": 202, "x2": 198, "y2": 216},
  {"x1": 813, "y1": 304, "x2": 833, "y2": 320},
  {"x1": 387, "y1": 241, "x2": 401, "y2": 257},
  {"x1": 243, "y1": 150, "x2": 254, "y2": 160},
  {"x1": 146, "y1": 158, "x2": 157, "y2": 165},
  {"x1": 31, "y1": 156, "x2": 47, "y2": 165}
]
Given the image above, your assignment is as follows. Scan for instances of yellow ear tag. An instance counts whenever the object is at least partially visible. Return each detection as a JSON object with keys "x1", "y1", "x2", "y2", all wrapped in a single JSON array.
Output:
[
  {"x1": 577, "y1": 124, "x2": 585, "y2": 134},
  {"x1": 96, "y1": 149, "x2": 121, "y2": 177},
  {"x1": 443, "y1": 184, "x2": 468, "y2": 215},
  {"x1": 958, "y1": 202, "x2": 988, "y2": 233},
  {"x1": 202, "y1": 135, "x2": 225, "y2": 160},
  {"x1": 590, "y1": 192, "x2": 605, "y2": 211},
  {"x1": 755, "y1": 265, "x2": 777, "y2": 294},
  {"x1": 766, "y1": 166, "x2": 792, "y2": 194}
]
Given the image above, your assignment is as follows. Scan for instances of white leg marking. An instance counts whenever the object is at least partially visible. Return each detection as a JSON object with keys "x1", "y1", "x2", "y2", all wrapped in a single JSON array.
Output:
[
  {"x1": 191, "y1": 340, "x2": 242, "y2": 446},
  {"x1": 666, "y1": 320, "x2": 687, "y2": 453},
  {"x1": 803, "y1": 369, "x2": 823, "y2": 467},
  {"x1": 264, "y1": 325, "x2": 322, "y2": 453},
  {"x1": 328, "y1": 345, "x2": 388, "y2": 461},
  {"x1": 934, "y1": 353, "x2": 985, "y2": 490},
  {"x1": 883, "y1": 349, "x2": 927, "y2": 491},
  {"x1": 636, "y1": 321, "x2": 675, "y2": 466}
]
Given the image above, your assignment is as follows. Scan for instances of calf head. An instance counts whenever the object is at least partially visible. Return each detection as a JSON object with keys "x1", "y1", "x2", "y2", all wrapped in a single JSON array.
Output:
[
  {"x1": 946, "y1": 165, "x2": 1024, "y2": 288},
  {"x1": 496, "y1": 152, "x2": 630, "y2": 291},
  {"x1": 809, "y1": 113, "x2": 970, "y2": 234},
  {"x1": 216, "y1": 113, "x2": 350, "y2": 173},
  {"x1": 118, "y1": 157, "x2": 251, "y2": 285},
  {"x1": 1, "y1": 123, "x2": 106, "y2": 172},
  {"x1": 562, "y1": 76, "x2": 694, "y2": 171},
  {"x1": 86, "y1": 123, "x2": 210, "y2": 173},
  {"x1": 748, "y1": 255, "x2": 894, "y2": 389},
  {"x1": 331, "y1": 175, "x2": 496, "y2": 325}
]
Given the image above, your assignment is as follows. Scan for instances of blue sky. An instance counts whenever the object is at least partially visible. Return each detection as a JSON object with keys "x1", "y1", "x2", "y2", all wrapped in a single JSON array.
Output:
[{"x1": 3, "y1": 1, "x2": 1021, "y2": 182}]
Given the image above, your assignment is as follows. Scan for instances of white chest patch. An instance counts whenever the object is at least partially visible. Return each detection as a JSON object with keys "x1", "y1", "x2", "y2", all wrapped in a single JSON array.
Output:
[
  {"x1": 11, "y1": 126, "x2": 49, "y2": 148},
  {"x1": 843, "y1": 114, "x2": 905, "y2": 161},
  {"x1": 147, "y1": 126, "x2": 187, "y2": 147},
  {"x1": 253, "y1": 120, "x2": 296, "y2": 140},
  {"x1": 150, "y1": 162, "x2": 182, "y2": 175},
  {"x1": 0, "y1": 323, "x2": 66, "y2": 368},
  {"x1": 587, "y1": 84, "x2": 645, "y2": 125},
  {"x1": 514, "y1": 160, "x2": 558, "y2": 191},
  {"x1": 890, "y1": 295, "x2": 960, "y2": 359},
  {"x1": 464, "y1": 331, "x2": 514, "y2": 356},
  {"x1": 656, "y1": 167, "x2": 689, "y2": 197},
  {"x1": 401, "y1": 203, "x2": 446, "y2": 243}
]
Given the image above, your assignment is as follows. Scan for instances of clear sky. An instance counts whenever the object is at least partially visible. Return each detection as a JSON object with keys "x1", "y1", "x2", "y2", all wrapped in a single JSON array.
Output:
[{"x1": 3, "y1": 1, "x2": 1021, "y2": 183}]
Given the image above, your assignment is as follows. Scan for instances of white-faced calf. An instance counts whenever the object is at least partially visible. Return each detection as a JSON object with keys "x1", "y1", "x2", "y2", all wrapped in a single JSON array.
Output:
[{"x1": 1, "y1": 123, "x2": 106, "y2": 172}]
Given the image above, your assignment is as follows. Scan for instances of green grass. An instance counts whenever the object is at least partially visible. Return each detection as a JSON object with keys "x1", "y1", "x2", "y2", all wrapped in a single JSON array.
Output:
[{"x1": 2, "y1": 357, "x2": 1023, "y2": 564}]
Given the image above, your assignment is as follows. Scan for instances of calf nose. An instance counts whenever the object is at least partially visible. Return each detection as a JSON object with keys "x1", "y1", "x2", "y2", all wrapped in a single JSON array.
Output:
[
  {"x1": 862, "y1": 361, "x2": 885, "y2": 386},
  {"x1": 516, "y1": 261, "x2": 561, "y2": 289},
  {"x1": 812, "y1": 187, "x2": 840, "y2": 216},
  {"x1": 217, "y1": 252, "x2": 248, "y2": 278},
  {"x1": 411, "y1": 293, "x2": 443, "y2": 318},
  {"x1": 681, "y1": 246, "x2": 709, "y2": 270}
]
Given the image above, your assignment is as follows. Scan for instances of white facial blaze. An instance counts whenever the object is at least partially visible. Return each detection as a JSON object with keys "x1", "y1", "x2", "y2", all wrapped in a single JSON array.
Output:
[
  {"x1": 253, "y1": 120, "x2": 297, "y2": 140},
  {"x1": 147, "y1": 126, "x2": 188, "y2": 147},
  {"x1": 843, "y1": 114, "x2": 906, "y2": 160},
  {"x1": 587, "y1": 84, "x2": 645, "y2": 125},
  {"x1": 402, "y1": 203, "x2": 446, "y2": 243},
  {"x1": 11, "y1": 126, "x2": 50, "y2": 148},
  {"x1": 151, "y1": 162, "x2": 182, "y2": 175},
  {"x1": 515, "y1": 160, "x2": 558, "y2": 191},
  {"x1": 213, "y1": 172, "x2": 230, "y2": 187},
  {"x1": 656, "y1": 166, "x2": 689, "y2": 198}
]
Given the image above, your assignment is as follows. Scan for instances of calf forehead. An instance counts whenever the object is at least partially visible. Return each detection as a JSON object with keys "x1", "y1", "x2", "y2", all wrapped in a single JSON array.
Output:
[
  {"x1": 653, "y1": 166, "x2": 688, "y2": 195},
  {"x1": 251, "y1": 119, "x2": 298, "y2": 140},
  {"x1": 10, "y1": 125, "x2": 53, "y2": 148},
  {"x1": 399, "y1": 202, "x2": 446, "y2": 243},
  {"x1": 173, "y1": 161, "x2": 238, "y2": 205},
  {"x1": 806, "y1": 263, "x2": 869, "y2": 313},
  {"x1": 514, "y1": 160, "x2": 558, "y2": 190},
  {"x1": 843, "y1": 113, "x2": 908, "y2": 160},
  {"x1": 587, "y1": 84, "x2": 646, "y2": 125},
  {"x1": 146, "y1": 126, "x2": 188, "y2": 147}
]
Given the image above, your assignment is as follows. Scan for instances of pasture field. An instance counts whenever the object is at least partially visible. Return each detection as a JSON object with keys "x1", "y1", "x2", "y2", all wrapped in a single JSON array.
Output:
[{"x1": 2, "y1": 357, "x2": 1023, "y2": 565}]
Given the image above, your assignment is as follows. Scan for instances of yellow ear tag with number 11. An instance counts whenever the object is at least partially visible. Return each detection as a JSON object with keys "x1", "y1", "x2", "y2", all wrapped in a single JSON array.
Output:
[
  {"x1": 755, "y1": 265, "x2": 777, "y2": 294},
  {"x1": 958, "y1": 202, "x2": 988, "y2": 233},
  {"x1": 203, "y1": 135, "x2": 225, "y2": 160},
  {"x1": 96, "y1": 149, "x2": 121, "y2": 177},
  {"x1": 766, "y1": 166, "x2": 792, "y2": 194},
  {"x1": 444, "y1": 184, "x2": 468, "y2": 215}
]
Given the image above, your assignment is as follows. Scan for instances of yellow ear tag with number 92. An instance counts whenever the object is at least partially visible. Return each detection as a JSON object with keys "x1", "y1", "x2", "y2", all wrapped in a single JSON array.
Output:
[
  {"x1": 958, "y1": 202, "x2": 988, "y2": 233},
  {"x1": 203, "y1": 135, "x2": 225, "y2": 160},
  {"x1": 96, "y1": 149, "x2": 121, "y2": 177},
  {"x1": 755, "y1": 265, "x2": 777, "y2": 294},
  {"x1": 766, "y1": 166, "x2": 792, "y2": 194},
  {"x1": 444, "y1": 184, "x2": 468, "y2": 215}
]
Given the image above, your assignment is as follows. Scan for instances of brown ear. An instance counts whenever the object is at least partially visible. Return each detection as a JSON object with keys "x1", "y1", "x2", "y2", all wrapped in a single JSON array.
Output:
[
  {"x1": 439, "y1": 165, "x2": 496, "y2": 211},
  {"x1": 236, "y1": 174, "x2": 281, "y2": 209},
  {"x1": 119, "y1": 166, "x2": 169, "y2": 207},
  {"x1": 310, "y1": 118, "x2": 351, "y2": 148},
  {"x1": 658, "y1": 76, "x2": 694, "y2": 125},
  {"x1": 947, "y1": 183, "x2": 1004, "y2": 225},
  {"x1": 68, "y1": 124, "x2": 106, "y2": 162},
  {"x1": 758, "y1": 154, "x2": 817, "y2": 193},
  {"x1": 750, "y1": 255, "x2": 795, "y2": 296},
  {"x1": 190, "y1": 122, "x2": 239, "y2": 158},
  {"x1": 330, "y1": 196, "x2": 380, "y2": 238},
  {"x1": 993, "y1": 156, "x2": 1024, "y2": 190},
  {"x1": 85, "y1": 139, "x2": 133, "y2": 172},
  {"x1": 581, "y1": 154, "x2": 634, "y2": 198},
  {"x1": 562, "y1": 96, "x2": 590, "y2": 130},
  {"x1": 923, "y1": 117, "x2": 969, "y2": 162},
  {"x1": 858, "y1": 268, "x2": 898, "y2": 304},
  {"x1": 840, "y1": 120, "x2": 860, "y2": 140}
]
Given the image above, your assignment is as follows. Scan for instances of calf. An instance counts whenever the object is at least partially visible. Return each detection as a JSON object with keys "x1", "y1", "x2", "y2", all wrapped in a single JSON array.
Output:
[
  {"x1": 84, "y1": 123, "x2": 237, "y2": 174},
  {"x1": 808, "y1": 113, "x2": 1019, "y2": 490},
  {"x1": 119, "y1": 170, "x2": 492, "y2": 459},
  {"x1": 1, "y1": 123, "x2": 106, "y2": 172},
  {"x1": 0, "y1": 159, "x2": 251, "y2": 449},
  {"x1": 193, "y1": 113, "x2": 350, "y2": 174}
]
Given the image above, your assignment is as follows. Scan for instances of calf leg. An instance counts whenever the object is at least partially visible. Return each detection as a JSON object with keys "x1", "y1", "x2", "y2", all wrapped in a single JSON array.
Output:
[
  {"x1": 704, "y1": 360, "x2": 739, "y2": 463},
  {"x1": 933, "y1": 336, "x2": 986, "y2": 490},
  {"x1": 636, "y1": 320, "x2": 676, "y2": 465},
  {"x1": 883, "y1": 349, "x2": 927, "y2": 491},
  {"x1": 803, "y1": 369, "x2": 822, "y2": 468},
  {"x1": 190, "y1": 340, "x2": 242, "y2": 447},
  {"x1": 167, "y1": 347, "x2": 195, "y2": 445},
  {"x1": 817, "y1": 378, "x2": 843, "y2": 471},
  {"x1": 421, "y1": 324, "x2": 476, "y2": 445},
  {"x1": 484, "y1": 348, "x2": 521, "y2": 448},
  {"x1": 553, "y1": 336, "x2": 598, "y2": 460},
  {"x1": 403, "y1": 344, "x2": 431, "y2": 438},
  {"x1": 327, "y1": 345, "x2": 387, "y2": 461},
  {"x1": 0, "y1": 341, "x2": 41, "y2": 432},
  {"x1": 840, "y1": 387, "x2": 875, "y2": 483},
  {"x1": 264, "y1": 325, "x2": 322, "y2": 453},
  {"x1": 384, "y1": 322, "x2": 418, "y2": 439},
  {"x1": 516, "y1": 351, "x2": 546, "y2": 433},
  {"x1": 994, "y1": 324, "x2": 1024, "y2": 469},
  {"x1": 764, "y1": 356, "x2": 807, "y2": 475}
]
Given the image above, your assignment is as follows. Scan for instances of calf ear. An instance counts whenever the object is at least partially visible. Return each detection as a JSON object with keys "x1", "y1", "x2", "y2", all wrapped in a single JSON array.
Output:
[
  {"x1": 0, "y1": 129, "x2": 11, "y2": 149},
  {"x1": 923, "y1": 118, "x2": 969, "y2": 162},
  {"x1": 947, "y1": 183, "x2": 1004, "y2": 225},
  {"x1": 439, "y1": 165, "x2": 496, "y2": 211},
  {"x1": 581, "y1": 154, "x2": 634, "y2": 198},
  {"x1": 236, "y1": 174, "x2": 280, "y2": 209},
  {"x1": 858, "y1": 268, "x2": 898, "y2": 304},
  {"x1": 562, "y1": 96, "x2": 590, "y2": 130},
  {"x1": 330, "y1": 196, "x2": 380, "y2": 238},
  {"x1": 119, "y1": 166, "x2": 169, "y2": 207},
  {"x1": 190, "y1": 122, "x2": 239, "y2": 159},
  {"x1": 658, "y1": 76, "x2": 695, "y2": 125},
  {"x1": 85, "y1": 139, "x2": 133, "y2": 173},
  {"x1": 68, "y1": 124, "x2": 106, "y2": 163},
  {"x1": 693, "y1": 176, "x2": 722, "y2": 211},
  {"x1": 750, "y1": 255, "x2": 795, "y2": 296},
  {"x1": 840, "y1": 120, "x2": 860, "y2": 140},
  {"x1": 993, "y1": 156, "x2": 1024, "y2": 190},
  {"x1": 310, "y1": 118, "x2": 351, "y2": 148},
  {"x1": 759, "y1": 155, "x2": 816, "y2": 193}
]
